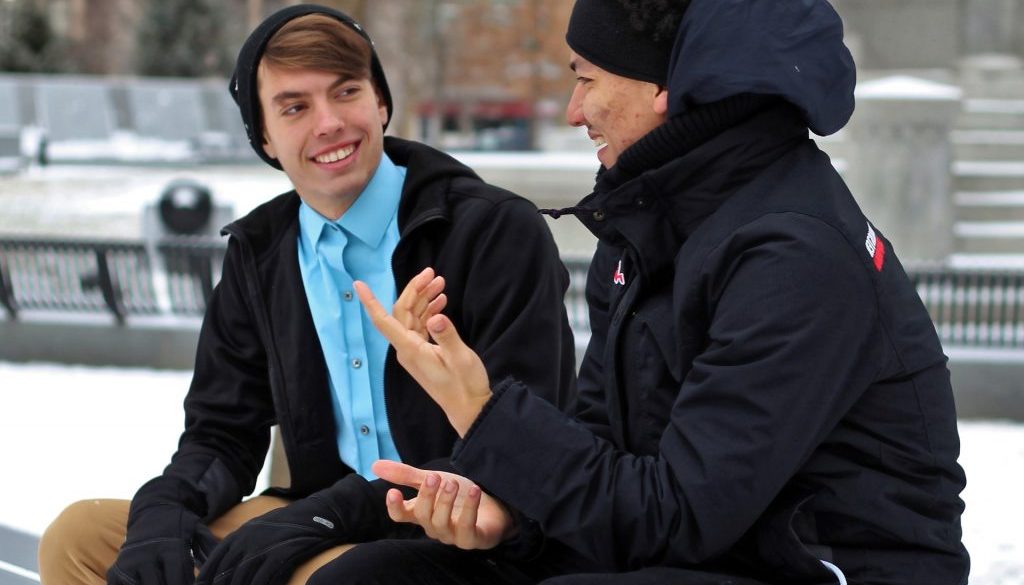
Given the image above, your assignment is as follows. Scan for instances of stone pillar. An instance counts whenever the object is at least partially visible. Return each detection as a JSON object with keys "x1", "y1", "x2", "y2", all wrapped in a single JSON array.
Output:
[
  {"x1": 832, "y1": 0, "x2": 960, "y2": 70},
  {"x1": 962, "y1": 0, "x2": 1020, "y2": 55},
  {"x1": 845, "y1": 75, "x2": 963, "y2": 263}
]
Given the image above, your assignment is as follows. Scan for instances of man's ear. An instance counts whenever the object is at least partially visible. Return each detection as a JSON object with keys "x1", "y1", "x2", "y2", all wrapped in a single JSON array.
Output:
[
  {"x1": 653, "y1": 85, "x2": 669, "y2": 116},
  {"x1": 376, "y1": 89, "x2": 389, "y2": 128},
  {"x1": 263, "y1": 129, "x2": 278, "y2": 160}
]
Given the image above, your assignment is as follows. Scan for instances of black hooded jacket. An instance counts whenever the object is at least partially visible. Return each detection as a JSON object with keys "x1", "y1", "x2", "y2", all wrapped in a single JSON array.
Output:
[
  {"x1": 136, "y1": 137, "x2": 576, "y2": 532},
  {"x1": 450, "y1": 1, "x2": 968, "y2": 583}
]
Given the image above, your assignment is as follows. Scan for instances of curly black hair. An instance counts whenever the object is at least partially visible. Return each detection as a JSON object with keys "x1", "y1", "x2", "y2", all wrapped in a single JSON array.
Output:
[{"x1": 616, "y1": 0, "x2": 691, "y2": 43}]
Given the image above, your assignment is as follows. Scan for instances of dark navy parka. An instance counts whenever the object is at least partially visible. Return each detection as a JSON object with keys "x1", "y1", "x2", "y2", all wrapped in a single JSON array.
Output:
[{"x1": 451, "y1": 1, "x2": 969, "y2": 583}]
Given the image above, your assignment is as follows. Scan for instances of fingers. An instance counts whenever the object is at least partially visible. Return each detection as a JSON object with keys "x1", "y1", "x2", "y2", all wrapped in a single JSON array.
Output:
[
  {"x1": 393, "y1": 268, "x2": 446, "y2": 337},
  {"x1": 453, "y1": 485, "x2": 482, "y2": 549},
  {"x1": 413, "y1": 473, "x2": 442, "y2": 530},
  {"x1": 425, "y1": 293, "x2": 447, "y2": 319},
  {"x1": 377, "y1": 467, "x2": 483, "y2": 548},
  {"x1": 354, "y1": 281, "x2": 416, "y2": 350},
  {"x1": 430, "y1": 479, "x2": 459, "y2": 540}
]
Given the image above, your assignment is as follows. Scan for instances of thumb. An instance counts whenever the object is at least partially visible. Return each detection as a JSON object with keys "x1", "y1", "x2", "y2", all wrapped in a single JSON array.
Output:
[{"x1": 426, "y1": 314, "x2": 467, "y2": 351}]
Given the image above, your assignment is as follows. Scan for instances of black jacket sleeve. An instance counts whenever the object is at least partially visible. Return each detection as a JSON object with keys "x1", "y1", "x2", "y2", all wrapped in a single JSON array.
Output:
[
  {"x1": 451, "y1": 215, "x2": 884, "y2": 570},
  {"x1": 460, "y1": 195, "x2": 577, "y2": 412},
  {"x1": 137, "y1": 240, "x2": 275, "y2": 521}
]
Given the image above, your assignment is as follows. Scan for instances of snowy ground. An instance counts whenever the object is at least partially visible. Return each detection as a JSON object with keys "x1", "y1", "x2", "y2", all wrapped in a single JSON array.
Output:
[{"x1": 0, "y1": 360, "x2": 1021, "y2": 583}]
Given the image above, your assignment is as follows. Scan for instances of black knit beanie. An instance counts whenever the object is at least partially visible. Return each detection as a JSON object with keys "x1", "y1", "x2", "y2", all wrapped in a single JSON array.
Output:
[
  {"x1": 229, "y1": 4, "x2": 393, "y2": 169},
  {"x1": 565, "y1": 0, "x2": 683, "y2": 85}
]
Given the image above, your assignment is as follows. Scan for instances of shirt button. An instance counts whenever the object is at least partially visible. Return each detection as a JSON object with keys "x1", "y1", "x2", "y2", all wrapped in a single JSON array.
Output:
[
  {"x1": 359, "y1": 425, "x2": 370, "y2": 436},
  {"x1": 352, "y1": 358, "x2": 362, "y2": 369},
  {"x1": 343, "y1": 291, "x2": 353, "y2": 301}
]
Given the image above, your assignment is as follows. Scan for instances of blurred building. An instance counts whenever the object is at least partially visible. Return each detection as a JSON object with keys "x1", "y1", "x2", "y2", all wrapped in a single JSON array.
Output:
[{"x1": 18, "y1": 0, "x2": 1024, "y2": 149}]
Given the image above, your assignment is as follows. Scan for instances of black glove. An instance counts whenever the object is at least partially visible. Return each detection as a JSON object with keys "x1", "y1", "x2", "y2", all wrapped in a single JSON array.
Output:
[
  {"x1": 194, "y1": 493, "x2": 346, "y2": 585},
  {"x1": 107, "y1": 478, "x2": 219, "y2": 585}
]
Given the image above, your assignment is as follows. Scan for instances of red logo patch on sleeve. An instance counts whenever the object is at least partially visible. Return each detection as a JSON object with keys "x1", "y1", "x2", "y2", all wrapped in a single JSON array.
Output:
[
  {"x1": 865, "y1": 222, "x2": 885, "y2": 272},
  {"x1": 872, "y1": 237, "x2": 886, "y2": 272}
]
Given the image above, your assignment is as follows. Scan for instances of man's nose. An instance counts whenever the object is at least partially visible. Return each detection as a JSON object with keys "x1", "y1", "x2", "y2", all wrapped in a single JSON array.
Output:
[
  {"x1": 314, "y1": 105, "x2": 345, "y2": 136},
  {"x1": 565, "y1": 85, "x2": 585, "y2": 127}
]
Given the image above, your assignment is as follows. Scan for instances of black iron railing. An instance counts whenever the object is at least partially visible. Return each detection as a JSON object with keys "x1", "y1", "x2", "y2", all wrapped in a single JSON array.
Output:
[
  {"x1": 911, "y1": 266, "x2": 1024, "y2": 348},
  {"x1": 0, "y1": 236, "x2": 223, "y2": 322}
]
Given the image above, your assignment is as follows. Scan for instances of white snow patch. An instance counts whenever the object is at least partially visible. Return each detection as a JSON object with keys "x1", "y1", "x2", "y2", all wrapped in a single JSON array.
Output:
[{"x1": 855, "y1": 75, "x2": 963, "y2": 101}]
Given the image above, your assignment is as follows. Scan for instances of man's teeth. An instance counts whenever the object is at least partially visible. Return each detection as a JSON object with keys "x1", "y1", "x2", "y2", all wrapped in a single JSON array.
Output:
[
  {"x1": 314, "y1": 145, "x2": 355, "y2": 163},
  {"x1": 592, "y1": 137, "x2": 607, "y2": 149}
]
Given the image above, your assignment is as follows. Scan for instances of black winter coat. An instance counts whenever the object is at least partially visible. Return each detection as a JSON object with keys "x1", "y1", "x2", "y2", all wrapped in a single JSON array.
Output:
[
  {"x1": 137, "y1": 137, "x2": 576, "y2": 528},
  {"x1": 451, "y1": 102, "x2": 968, "y2": 585},
  {"x1": 453, "y1": 2, "x2": 968, "y2": 582}
]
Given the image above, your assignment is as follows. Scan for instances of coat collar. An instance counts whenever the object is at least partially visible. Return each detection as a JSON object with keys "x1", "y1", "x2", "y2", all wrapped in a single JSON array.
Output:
[{"x1": 567, "y1": 100, "x2": 809, "y2": 285}]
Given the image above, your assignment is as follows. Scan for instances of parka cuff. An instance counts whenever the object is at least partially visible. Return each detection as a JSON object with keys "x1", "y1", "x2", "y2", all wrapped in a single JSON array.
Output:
[{"x1": 451, "y1": 376, "x2": 516, "y2": 459}]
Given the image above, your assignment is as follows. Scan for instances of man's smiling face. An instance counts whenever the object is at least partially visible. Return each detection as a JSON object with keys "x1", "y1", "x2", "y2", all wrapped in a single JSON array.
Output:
[
  {"x1": 565, "y1": 51, "x2": 667, "y2": 169},
  {"x1": 259, "y1": 63, "x2": 388, "y2": 219}
]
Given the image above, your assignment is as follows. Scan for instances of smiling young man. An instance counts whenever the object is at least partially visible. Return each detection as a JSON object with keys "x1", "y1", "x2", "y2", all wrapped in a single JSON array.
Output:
[{"x1": 37, "y1": 4, "x2": 577, "y2": 585}]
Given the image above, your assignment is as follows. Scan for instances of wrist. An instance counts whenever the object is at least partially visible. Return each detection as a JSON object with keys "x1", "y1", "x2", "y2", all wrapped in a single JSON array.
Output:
[{"x1": 453, "y1": 390, "x2": 492, "y2": 437}]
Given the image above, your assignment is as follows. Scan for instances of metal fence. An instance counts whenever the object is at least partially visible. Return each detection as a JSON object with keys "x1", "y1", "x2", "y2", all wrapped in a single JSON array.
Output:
[
  {"x1": 2, "y1": 238, "x2": 1022, "y2": 349},
  {"x1": 0, "y1": 236, "x2": 223, "y2": 323},
  {"x1": 912, "y1": 266, "x2": 1024, "y2": 348}
]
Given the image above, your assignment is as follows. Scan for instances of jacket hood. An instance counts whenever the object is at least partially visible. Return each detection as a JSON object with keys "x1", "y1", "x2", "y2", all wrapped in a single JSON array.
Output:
[{"x1": 667, "y1": 0, "x2": 856, "y2": 136}]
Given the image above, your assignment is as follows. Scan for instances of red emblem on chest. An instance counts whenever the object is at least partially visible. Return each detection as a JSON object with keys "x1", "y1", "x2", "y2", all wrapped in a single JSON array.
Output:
[{"x1": 613, "y1": 260, "x2": 626, "y2": 285}]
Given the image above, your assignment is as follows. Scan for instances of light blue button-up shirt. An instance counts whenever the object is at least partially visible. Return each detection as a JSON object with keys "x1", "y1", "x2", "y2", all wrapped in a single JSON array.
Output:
[{"x1": 297, "y1": 154, "x2": 406, "y2": 478}]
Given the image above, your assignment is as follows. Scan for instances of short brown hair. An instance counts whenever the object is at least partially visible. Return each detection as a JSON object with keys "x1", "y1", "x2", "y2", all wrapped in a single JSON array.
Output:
[{"x1": 262, "y1": 14, "x2": 373, "y2": 84}]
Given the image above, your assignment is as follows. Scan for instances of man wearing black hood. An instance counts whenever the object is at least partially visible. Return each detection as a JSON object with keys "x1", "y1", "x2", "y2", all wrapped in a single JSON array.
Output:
[
  {"x1": 37, "y1": 4, "x2": 578, "y2": 585},
  {"x1": 363, "y1": 0, "x2": 971, "y2": 584}
]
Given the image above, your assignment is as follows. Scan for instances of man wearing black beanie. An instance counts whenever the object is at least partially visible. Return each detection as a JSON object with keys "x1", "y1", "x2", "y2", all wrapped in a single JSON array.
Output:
[
  {"x1": 37, "y1": 4, "x2": 581, "y2": 585},
  {"x1": 365, "y1": 0, "x2": 970, "y2": 584}
]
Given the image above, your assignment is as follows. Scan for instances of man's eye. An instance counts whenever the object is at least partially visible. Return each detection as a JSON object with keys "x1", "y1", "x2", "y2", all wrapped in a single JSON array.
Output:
[
  {"x1": 282, "y1": 104, "x2": 304, "y2": 116},
  {"x1": 336, "y1": 86, "x2": 360, "y2": 99}
]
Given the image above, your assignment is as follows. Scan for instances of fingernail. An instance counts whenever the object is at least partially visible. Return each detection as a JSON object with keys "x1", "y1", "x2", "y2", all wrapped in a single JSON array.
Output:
[
  {"x1": 444, "y1": 480, "x2": 457, "y2": 493},
  {"x1": 428, "y1": 318, "x2": 446, "y2": 333},
  {"x1": 425, "y1": 474, "x2": 440, "y2": 488}
]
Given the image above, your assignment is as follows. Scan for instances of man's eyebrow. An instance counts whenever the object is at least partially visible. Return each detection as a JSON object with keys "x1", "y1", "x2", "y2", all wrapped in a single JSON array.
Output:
[{"x1": 271, "y1": 90, "x2": 308, "y2": 104}]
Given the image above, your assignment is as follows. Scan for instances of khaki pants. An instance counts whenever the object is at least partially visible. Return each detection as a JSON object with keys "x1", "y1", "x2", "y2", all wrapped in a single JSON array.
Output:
[{"x1": 37, "y1": 497, "x2": 354, "y2": 585}]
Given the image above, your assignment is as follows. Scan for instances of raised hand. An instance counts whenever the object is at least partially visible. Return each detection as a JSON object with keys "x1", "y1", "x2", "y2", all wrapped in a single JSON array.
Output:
[
  {"x1": 372, "y1": 460, "x2": 516, "y2": 550},
  {"x1": 355, "y1": 277, "x2": 491, "y2": 436}
]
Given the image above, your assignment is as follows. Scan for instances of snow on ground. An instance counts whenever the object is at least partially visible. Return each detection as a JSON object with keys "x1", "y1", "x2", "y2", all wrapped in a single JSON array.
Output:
[
  {"x1": 0, "y1": 360, "x2": 1021, "y2": 583},
  {"x1": 0, "y1": 361, "x2": 269, "y2": 538}
]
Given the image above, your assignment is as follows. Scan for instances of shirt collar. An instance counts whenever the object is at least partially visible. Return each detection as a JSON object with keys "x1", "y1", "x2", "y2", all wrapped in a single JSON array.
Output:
[
  {"x1": 340, "y1": 153, "x2": 405, "y2": 248},
  {"x1": 298, "y1": 153, "x2": 406, "y2": 251}
]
